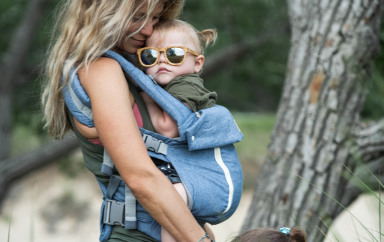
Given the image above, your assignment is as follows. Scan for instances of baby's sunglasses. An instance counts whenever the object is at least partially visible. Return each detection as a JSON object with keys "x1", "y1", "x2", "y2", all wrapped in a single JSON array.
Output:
[{"x1": 137, "y1": 46, "x2": 199, "y2": 67}]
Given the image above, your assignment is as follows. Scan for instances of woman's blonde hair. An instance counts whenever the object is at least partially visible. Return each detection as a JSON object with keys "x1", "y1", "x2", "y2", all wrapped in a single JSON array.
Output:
[
  {"x1": 152, "y1": 19, "x2": 217, "y2": 55},
  {"x1": 41, "y1": 0, "x2": 184, "y2": 139}
]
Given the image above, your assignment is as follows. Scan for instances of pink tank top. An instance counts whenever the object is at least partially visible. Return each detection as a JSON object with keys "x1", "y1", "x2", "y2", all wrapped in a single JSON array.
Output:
[{"x1": 132, "y1": 102, "x2": 143, "y2": 128}]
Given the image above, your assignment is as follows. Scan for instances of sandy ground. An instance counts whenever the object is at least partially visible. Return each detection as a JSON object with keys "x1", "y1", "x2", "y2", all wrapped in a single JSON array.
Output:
[{"x1": 0, "y1": 161, "x2": 382, "y2": 242}]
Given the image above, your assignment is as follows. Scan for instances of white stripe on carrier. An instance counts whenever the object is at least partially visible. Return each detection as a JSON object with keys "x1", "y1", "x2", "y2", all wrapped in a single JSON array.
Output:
[{"x1": 214, "y1": 147, "x2": 234, "y2": 214}]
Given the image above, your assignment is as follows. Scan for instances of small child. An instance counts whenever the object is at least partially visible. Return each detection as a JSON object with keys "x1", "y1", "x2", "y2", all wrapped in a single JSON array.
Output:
[
  {"x1": 137, "y1": 19, "x2": 217, "y2": 138},
  {"x1": 232, "y1": 227, "x2": 308, "y2": 242},
  {"x1": 137, "y1": 19, "x2": 218, "y2": 242}
]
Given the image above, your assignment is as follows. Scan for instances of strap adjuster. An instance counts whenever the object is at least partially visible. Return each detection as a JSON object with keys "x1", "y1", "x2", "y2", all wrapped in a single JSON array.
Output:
[
  {"x1": 142, "y1": 134, "x2": 167, "y2": 155},
  {"x1": 103, "y1": 199, "x2": 125, "y2": 226}
]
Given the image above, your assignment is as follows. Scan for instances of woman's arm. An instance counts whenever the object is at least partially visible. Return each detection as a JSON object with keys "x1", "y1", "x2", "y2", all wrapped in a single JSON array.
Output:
[
  {"x1": 140, "y1": 92, "x2": 179, "y2": 138},
  {"x1": 79, "y1": 58, "x2": 209, "y2": 242}
]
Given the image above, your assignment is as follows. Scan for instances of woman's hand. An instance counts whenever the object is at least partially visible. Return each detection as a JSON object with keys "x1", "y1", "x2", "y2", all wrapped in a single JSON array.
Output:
[{"x1": 204, "y1": 224, "x2": 215, "y2": 241}]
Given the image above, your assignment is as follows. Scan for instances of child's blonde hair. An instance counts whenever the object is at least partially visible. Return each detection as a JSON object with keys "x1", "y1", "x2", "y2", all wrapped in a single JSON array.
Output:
[
  {"x1": 152, "y1": 19, "x2": 218, "y2": 55},
  {"x1": 41, "y1": 0, "x2": 184, "y2": 139}
]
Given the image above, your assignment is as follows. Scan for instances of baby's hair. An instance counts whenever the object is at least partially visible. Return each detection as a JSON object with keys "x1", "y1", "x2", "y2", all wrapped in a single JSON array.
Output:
[
  {"x1": 232, "y1": 227, "x2": 307, "y2": 242},
  {"x1": 199, "y1": 29, "x2": 217, "y2": 49},
  {"x1": 153, "y1": 19, "x2": 217, "y2": 55}
]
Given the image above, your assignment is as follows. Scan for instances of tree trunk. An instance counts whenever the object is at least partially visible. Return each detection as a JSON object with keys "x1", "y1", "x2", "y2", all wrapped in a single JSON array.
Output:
[
  {"x1": 242, "y1": 1, "x2": 384, "y2": 241},
  {"x1": 0, "y1": 93, "x2": 12, "y2": 161}
]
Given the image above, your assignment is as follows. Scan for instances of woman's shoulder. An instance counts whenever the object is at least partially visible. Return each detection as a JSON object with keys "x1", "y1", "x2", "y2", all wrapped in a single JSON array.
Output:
[
  {"x1": 78, "y1": 57, "x2": 124, "y2": 83},
  {"x1": 94, "y1": 56, "x2": 121, "y2": 67},
  {"x1": 84, "y1": 57, "x2": 122, "y2": 74}
]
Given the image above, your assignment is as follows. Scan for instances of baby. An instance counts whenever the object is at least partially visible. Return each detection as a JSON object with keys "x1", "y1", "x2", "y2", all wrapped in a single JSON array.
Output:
[{"x1": 137, "y1": 19, "x2": 218, "y2": 242}]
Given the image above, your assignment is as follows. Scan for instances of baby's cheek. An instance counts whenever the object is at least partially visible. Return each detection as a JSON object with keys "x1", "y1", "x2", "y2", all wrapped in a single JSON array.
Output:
[{"x1": 146, "y1": 67, "x2": 157, "y2": 76}]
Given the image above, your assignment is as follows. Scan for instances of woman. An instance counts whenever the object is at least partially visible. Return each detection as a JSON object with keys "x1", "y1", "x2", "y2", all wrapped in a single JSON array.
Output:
[{"x1": 41, "y1": 0, "x2": 213, "y2": 241}]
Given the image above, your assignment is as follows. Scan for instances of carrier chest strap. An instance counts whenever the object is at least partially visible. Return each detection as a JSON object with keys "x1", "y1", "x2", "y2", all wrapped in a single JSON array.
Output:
[{"x1": 142, "y1": 134, "x2": 168, "y2": 155}]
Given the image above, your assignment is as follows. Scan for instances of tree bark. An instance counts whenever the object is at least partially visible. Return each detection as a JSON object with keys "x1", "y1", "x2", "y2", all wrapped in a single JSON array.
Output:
[{"x1": 242, "y1": 1, "x2": 384, "y2": 241}]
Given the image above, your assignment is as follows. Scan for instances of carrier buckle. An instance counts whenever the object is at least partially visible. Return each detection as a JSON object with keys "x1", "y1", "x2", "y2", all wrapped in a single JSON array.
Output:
[
  {"x1": 142, "y1": 134, "x2": 167, "y2": 155},
  {"x1": 103, "y1": 199, "x2": 125, "y2": 226}
]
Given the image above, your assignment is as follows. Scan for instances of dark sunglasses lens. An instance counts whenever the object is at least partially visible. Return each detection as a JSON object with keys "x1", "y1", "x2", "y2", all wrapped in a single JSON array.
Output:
[
  {"x1": 166, "y1": 47, "x2": 185, "y2": 64},
  {"x1": 141, "y1": 49, "x2": 158, "y2": 65}
]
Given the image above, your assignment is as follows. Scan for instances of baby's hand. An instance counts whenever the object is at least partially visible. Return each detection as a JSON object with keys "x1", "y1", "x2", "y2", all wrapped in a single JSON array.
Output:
[{"x1": 140, "y1": 92, "x2": 155, "y2": 104}]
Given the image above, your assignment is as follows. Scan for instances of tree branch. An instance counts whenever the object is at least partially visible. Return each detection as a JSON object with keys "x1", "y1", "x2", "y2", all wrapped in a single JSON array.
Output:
[
  {"x1": 341, "y1": 119, "x2": 384, "y2": 205},
  {"x1": 354, "y1": 118, "x2": 384, "y2": 160},
  {"x1": 0, "y1": 135, "x2": 79, "y2": 210},
  {"x1": 344, "y1": 156, "x2": 384, "y2": 204}
]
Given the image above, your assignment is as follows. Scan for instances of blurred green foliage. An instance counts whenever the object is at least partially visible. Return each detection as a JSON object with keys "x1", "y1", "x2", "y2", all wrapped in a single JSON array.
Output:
[
  {"x1": 1, "y1": 0, "x2": 60, "y2": 137},
  {"x1": 233, "y1": 113, "x2": 275, "y2": 188},
  {"x1": 182, "y1": 0, "x2": 290, "y2": 112},
  {"x1": 361, "y1": 20, "x2": 384, "y2": 119},
  {"x1": 0, "y1": 0, "x2": 27, "y2": 54}
]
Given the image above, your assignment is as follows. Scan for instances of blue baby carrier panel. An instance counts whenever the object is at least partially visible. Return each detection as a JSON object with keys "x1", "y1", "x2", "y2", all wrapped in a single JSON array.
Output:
[{"x1": 62, "y1": 50, "x2": 244, "y2": 241}]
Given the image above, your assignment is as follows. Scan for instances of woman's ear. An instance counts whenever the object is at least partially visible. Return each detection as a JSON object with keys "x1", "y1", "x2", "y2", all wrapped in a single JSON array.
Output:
[{"x1": 194, "y1": 55, "x2": 205, "y2": 73}]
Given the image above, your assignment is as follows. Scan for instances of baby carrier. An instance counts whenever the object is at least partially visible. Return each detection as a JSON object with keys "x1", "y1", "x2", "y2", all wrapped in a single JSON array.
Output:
[{"x1": 62, "y1": 50, "x2": 244, "y2": 241}]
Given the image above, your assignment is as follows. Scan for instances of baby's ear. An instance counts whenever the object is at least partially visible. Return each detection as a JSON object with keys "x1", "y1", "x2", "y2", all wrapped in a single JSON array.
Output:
[{"x1": 194, "y1": 55, "x2": 205, "y2": 73}]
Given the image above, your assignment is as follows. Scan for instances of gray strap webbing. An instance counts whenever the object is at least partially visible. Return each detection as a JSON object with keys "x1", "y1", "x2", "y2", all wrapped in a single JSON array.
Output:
[
  {"x1": 103, "y1": 175, "x2": 125, "y2": 226},
  {"x1": 103, "y1": 175, "x2": 137, "y2": 229},
  {"x1": 67, "y1": 80, "x2": 94, "y2": 121},
  {"x1": 106, "y1": 175, "x2": 121, "y2": 199},
  {"x1": 102, "y1": 150, "x2": 114, "y2": 176},
  {"x1": 124, "y1": 185, "x2": 137, "y2": 229}
]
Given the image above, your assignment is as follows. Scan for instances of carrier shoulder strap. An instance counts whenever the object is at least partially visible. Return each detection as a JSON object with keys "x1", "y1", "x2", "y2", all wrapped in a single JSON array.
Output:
[{"x1": 62, "y1": 67, "x2": 94, "y2": 127}]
